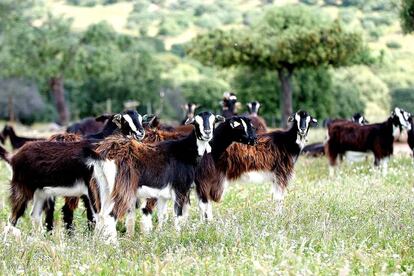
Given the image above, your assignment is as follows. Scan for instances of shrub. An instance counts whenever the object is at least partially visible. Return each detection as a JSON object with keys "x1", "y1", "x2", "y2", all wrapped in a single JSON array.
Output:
[
  {"x1": 391, "y1": 88, "x2": 414, "y2": 113},
  {"x1": 386, "y1": 40, "x2": 402, "y2": 49},
  {"x1": 300, "y1": 0, "x2": 319, "y2": 5},
  {"x1": 0, "y1": 78, "x2": 47, "y2": 124}
]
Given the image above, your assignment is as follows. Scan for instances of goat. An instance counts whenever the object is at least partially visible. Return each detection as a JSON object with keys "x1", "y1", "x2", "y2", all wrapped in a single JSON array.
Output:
[
  {"x1": 139, "y1": 116, "x2": 258, "y2": 233},
  {"x1": 302, "y1": 113, "x2": 369, "y2": 157},
  {"x1": 407, "y1": 116, "x2": 414, "y2": 159},
  {"x1": 89, "y1": 112, "x2": 228, "y2": 242},
  {"x1": 246, "y1": 101, "x2": 268, "y2": 134},
  {"x1": 51, "y1": 110, "x2": 146, "y2": 232},
  {"x1": 2, "y1": 125, "x2": 45, "y2": 150},
  {"x1": 221, "y1": 92, "x2": 239, "y2": 118},
  {"x1": 325, "y1": 107, "x2": 411, "y2": 176},
  {"x1": 2, "y1": 110, "x2": 146, "y2": 238},
  {"x1": 66, "y1": 114, "x2": 112, "y2": 136},
  {"x1": 195, "y1": 110, "x2": 317, "y2": 219},
  {"x1": 181, "y1": 103, "x2": 198, "y2": 125}
]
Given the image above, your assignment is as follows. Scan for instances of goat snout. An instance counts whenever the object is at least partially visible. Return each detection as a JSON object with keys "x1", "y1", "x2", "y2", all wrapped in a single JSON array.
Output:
[{"x1": 133, "y1": 131, "x2": 145, "y2": 141}]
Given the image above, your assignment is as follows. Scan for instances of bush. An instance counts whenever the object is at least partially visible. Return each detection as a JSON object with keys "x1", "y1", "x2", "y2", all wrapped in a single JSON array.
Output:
[
  {"x1": 332, "y1": 66, "x2": 390, "y2": 120},
  {"x1": 391, "y1": 88, "x2": 414, "y2": 113},
  {"x1": 158, "y1": 18, "x2": 186, "y2": 36},
  {"x1": 195, "y1": 14, "x2": 221, "y2": 29},
  {"x1": 180, "y1": 78, "x2": 230, "y2": 111},
  {"x1": 324, "y1": 0, "x2": 339, "y2": 5},
  {"x1": 386, "y1": 40, "x2": 402, "y2": 49},
  {"x1": 0, "y1": 78, "x2": 47, "y2": 124},
  {"x1": 300, "y1": 0, "x2": 319, "y2": 5}
]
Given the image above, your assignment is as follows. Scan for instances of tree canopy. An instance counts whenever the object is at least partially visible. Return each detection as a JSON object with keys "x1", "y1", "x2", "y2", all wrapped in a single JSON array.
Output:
[{"x1": 188, "y1": 5, "x2": 369, "y2": 126}]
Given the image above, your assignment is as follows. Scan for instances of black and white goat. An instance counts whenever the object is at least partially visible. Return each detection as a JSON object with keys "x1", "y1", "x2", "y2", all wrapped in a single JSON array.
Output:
[
  {"x1": 325, "y1": 107, "x2": 411, "y2": 176},
  {"x1": 1, "y1": 125, "x2": 45, "y2": 150},
  {"x1": 407, "y1": 116, "x2": 414, "y2": 160},
  {"x1": 246, "y1": 101, "x2": 268, "y2": 134},
  {"x1": 180, "y1": 103, "x2": 198, "y2": 125},
  {"x1": 139, "y1": 116, "x2": 258, "y2": 233},
  {"x1": 221, "y1": 92, "x2": 239, "y2": 118},
  {"x1": 90, "y1": 112, "x2": 248, "y2": 241},
  {"x1": 2, "y1": 110, "x2": 145, "y2": 238}
]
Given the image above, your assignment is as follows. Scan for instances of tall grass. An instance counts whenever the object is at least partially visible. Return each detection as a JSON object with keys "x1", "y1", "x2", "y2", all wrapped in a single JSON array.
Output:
[{"x1": 0, "y1": 156, "x2": 413, "y2": 274}]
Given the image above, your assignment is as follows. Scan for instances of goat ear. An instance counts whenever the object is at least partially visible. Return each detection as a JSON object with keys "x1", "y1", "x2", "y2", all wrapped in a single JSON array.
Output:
[
  {"x1": 95, "y1": 114, "x2": 112, "y2": 122},
  {"x1": 142, "y1": 114, "x2": 157, "y2": 128},
  {"x1": 112, "y1": 114, "x2": 122, "y2": 128},
  {"x1": 230, "y1": 120, "x2": 241, "y2": 128},
  {"x1": 215, "y1": 115, "x2": 225, "y2": 124},
  {"x1": 287, "y1": 115, "x2": 295, "y2": 123},
  {"x1": 185, "y1": 117, "x2": 195, "y2": 125},
  {"x1": 310, "y1": 117, "x2": 318, "y2": 127}
]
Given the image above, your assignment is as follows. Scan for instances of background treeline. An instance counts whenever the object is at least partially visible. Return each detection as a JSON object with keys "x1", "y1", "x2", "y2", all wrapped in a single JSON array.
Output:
[{"x1": 0, "y1": 0, "x2": 413, "y2": 126}]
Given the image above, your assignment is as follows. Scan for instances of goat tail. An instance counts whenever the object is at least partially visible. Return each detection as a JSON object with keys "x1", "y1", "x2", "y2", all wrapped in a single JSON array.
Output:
[
  {"x1": 111, "y1": 157, "x2": 139, "y2": 219},
  {"x1": 195, "y1": 154, "x2": 225, "y2": 203},
  {"x1": 0, "y1": 145, "x2": 11, "y2": 165}
]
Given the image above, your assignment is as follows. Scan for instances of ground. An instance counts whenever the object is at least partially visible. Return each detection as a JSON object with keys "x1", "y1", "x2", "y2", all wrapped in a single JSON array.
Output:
[{"x1": 0, "y1": 138, "x2": 413, "y2": 274}]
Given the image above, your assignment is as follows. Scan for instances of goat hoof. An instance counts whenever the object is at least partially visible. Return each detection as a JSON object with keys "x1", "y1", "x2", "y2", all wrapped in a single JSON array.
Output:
[
  {"x1": 3, "y1": 225, "x2": 21, "y2": 241},
  {"x1": 140, "y1": 215, "x2": 153, "y2": 233}
]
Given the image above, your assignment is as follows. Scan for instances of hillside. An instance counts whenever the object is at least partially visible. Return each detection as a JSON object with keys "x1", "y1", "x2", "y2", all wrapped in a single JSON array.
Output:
[{"x1": 45, "y1": 0, "x2": 414, "y2": 121}]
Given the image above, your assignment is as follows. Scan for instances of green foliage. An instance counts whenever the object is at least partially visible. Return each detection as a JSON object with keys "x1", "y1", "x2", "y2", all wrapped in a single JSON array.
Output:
[
  {"x1": 386, "y1": 40, "x2": 402, "y2": 49},
  {"x1": 65, "y1": 0, "x2": 125, "y2": 6},
  {"x1": 189, "y1": 6, "x2": 367, "y2": 71},
  {"x1": 180, "y1": 78, "x2": 229, "y2": 111},
  {"x1": 292, "y1": 68, "x2": 334, "y2": 120},
  {"x1": 158, "y1": 17, "x2": 187, "y2": 36},
  {"x1": 300, "y1": 0, "x2": 319, "y2": 5},
  {"x1": 332, "y1": 66, "x2": 389, "y2": 119},
  {"x1": 400, "y1": 0, "x2": 414, "y2": 34},
  {"x1": 0, "y1": 78, "x2": 47, "y2": 124},
  {"x1": 233, "y1": 67, "x2": 336, "y2": 121},
  {"x1": 232, "y1": 68, "x2": 280, "y2": 118},
  {"x1": 68, "y1": 24, "x2": 163, "y2": 117},
  {"x1": 391, "y1": 87, "x2": 414, "y2": 113}
]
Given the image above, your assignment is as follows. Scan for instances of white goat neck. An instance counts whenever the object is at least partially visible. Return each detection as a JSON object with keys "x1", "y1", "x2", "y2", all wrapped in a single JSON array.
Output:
[
  {"x1": 392, "y1": 125, "x2": 400, "y2": 139},
  {"x1": 197, "y1": 139, "x2": 211, "y2": 156},
  {"x1": 296, "y1": 134, "x2": 307, "y2": 150}
]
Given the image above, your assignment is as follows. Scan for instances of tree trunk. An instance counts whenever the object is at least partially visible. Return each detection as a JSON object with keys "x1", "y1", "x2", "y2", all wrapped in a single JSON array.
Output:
[
  {"x1": 278, "y1": 69, "x2": 293, "y2": 128},
  {"x1": 50, "y1": 76, "x2": 69, "y2": 126}
]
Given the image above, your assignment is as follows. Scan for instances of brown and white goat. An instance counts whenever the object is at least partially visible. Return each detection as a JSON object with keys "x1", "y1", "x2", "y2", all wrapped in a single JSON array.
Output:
[
  {"x1": 66, "y1": 114, "x2": 112, "y2": 136},
  {"x1": 195, "y1": 110, "x2": 317, "y2": 218},
  {"x1": 2, "y1": 110, "x2": 145, "y2": 237},
  {"x1": 302, "y1": 113, "x2": 369, "y2": 158},
  {"x1": 89, "y1": 112, "x2": 231, "y2": 242},
  {"x1": 325, "y1": 107, "x2": 411, "y2": 176}
]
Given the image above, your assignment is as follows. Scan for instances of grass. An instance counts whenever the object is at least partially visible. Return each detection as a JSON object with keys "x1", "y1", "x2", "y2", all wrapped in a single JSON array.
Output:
[{"x1": 0, "y1": 153, "x2": 413, "y2": 274}]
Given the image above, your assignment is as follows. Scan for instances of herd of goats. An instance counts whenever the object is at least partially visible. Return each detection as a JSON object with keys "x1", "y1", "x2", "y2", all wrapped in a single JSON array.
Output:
[{"x1": 0, "y1": 92, "x2": 413, "y2": 243}]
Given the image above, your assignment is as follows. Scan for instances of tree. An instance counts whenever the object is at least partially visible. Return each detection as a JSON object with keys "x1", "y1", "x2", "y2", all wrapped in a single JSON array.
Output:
[
  {"x1": 188, "y1": 6, "x2": 369, "y2": 127},
  {"x1": 0, "y1": 9, "x2": 80, "y2": 125},
  {"x1": 400, "y1": 0, "x2": 414, "y2": 33}
]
